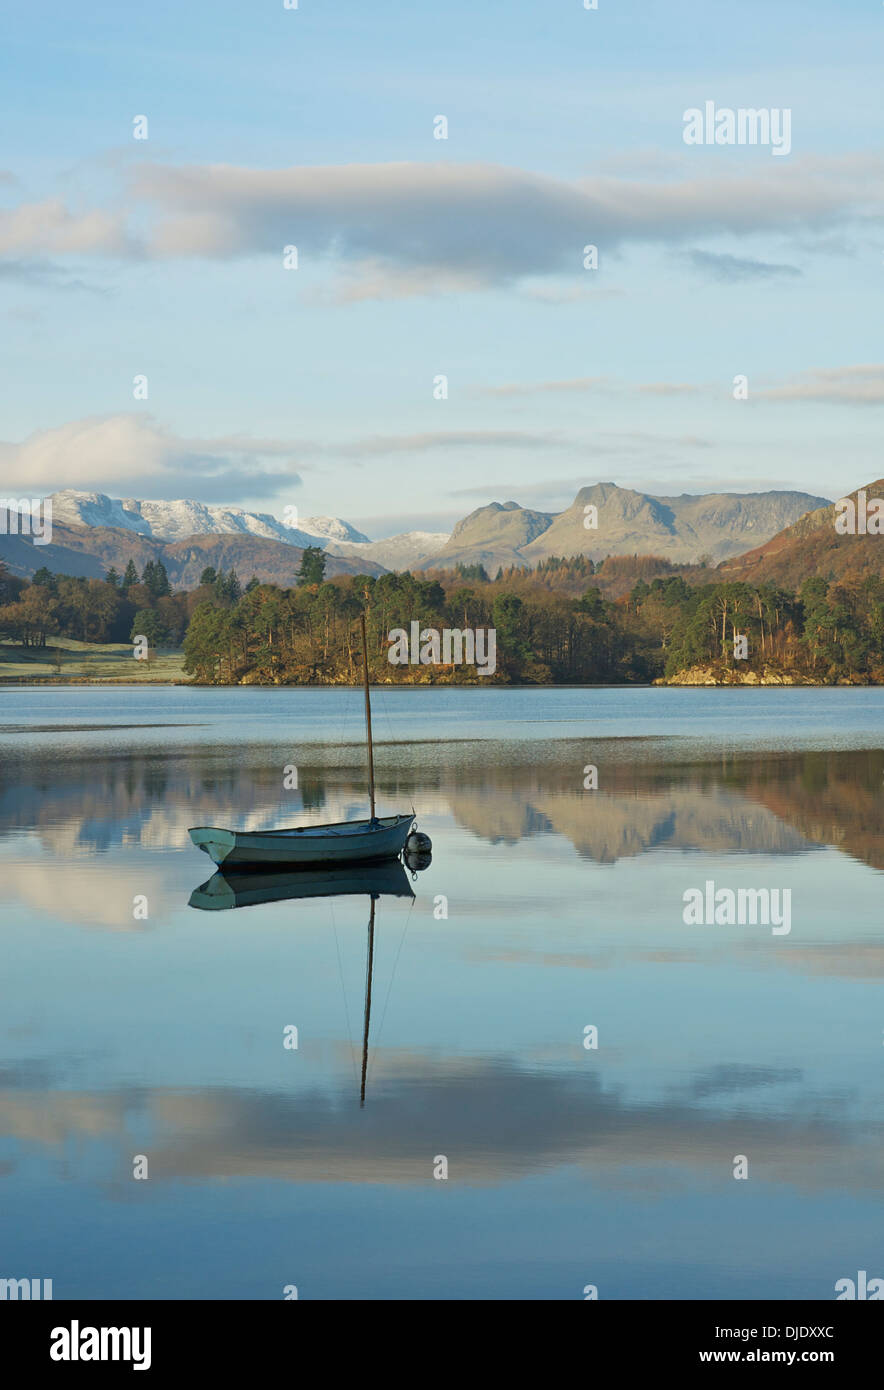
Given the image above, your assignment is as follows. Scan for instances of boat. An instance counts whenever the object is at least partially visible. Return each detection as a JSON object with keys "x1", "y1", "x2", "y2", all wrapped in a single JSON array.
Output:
[
  {"x1": 189, "y1": 614, "x2": 415, "y2": 868},
  {"x1": 188, "y1": 859, "x2": 415, "y2": 910},
  {"x1": 189, "y1": 813, "x2": 414, "y2": 868}
]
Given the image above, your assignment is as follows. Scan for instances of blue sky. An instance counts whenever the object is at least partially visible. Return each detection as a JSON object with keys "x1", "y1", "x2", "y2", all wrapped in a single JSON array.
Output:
[{"x1": 0, "y1": 0, "x2": 882, "y2": 535}]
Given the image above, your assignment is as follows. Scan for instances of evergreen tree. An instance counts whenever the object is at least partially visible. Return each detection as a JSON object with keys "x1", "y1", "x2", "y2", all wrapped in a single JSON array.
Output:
[
  {"x1": 122, "y1": 559, "x2": 139, "y2": 589},
  {"x1": 212, "y1": 568, "x2": 242, "y2": 603},
  {"x1": 0, "y1": 560, "x2": 15, "y2": 604},
  {"x1": 32, "y1": 566, "x2": 57, "y2": 592},
  {"x1": 296, "y1": 546, "x2": 327, "y2": 586},
  {"x1": 577, "y1": 586, "x2": 607, "y2": 619},
  {"x1": 455, "y1": 562, "x2": 489, "y2": 582},
  {"x1": 491, "y1": 592, "x2": 528, "y2": 663},
  {"x1": 630, "y1": 579, "x2": 650, "y2": 606},
  {"x1": 130, "y1": 609, "x2": 167, "y2": 648},
  {"x1": 151, "y1": 559, "x2": 171, "y2": 597}
]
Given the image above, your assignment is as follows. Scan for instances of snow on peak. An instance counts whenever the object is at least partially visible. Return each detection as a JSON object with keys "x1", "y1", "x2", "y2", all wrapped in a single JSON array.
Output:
[
  {"x1": 298, "y1": 516, "x2": 370, "y2": 544},
  {"x1": 326, "y1": 530, "x2": 450, "y2": 569},
  {"x1": 44, "y1": 492, "x2": 454, "y2": 570},
  {"x1": 46, "y1": 490, "x2": 339, "y2": 549},
  {"x1": 50, "y1": 490, "x2": 150, "y2": 533}
]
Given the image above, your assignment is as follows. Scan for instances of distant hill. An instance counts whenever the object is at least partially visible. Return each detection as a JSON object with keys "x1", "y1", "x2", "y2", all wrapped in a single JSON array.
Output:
[
  {"x1": 525, "y1": 484, "x2": 798, "y2": 566},
  {"x1": 327, "y1": 530, "x2": 450, "y2": 570},
  {"x1": 719, "y1": 479, "x2": 884, "y2": 588},
  {"x1": 0, "y1": 518, "x2": 384, "y2": 584},
  {"x1": 421, "y1": 501, "x2": 554, "y2": 571},
  {"x1": 418, "y1": 484, "x2": 829, "y2": 572}
]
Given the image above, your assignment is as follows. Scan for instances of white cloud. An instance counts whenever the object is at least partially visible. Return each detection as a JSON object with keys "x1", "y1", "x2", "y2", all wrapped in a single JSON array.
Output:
[
  {"x1": 131, "y1": 156, "x2": 883, "y2": 291},
  {"x1": 482, "y1": 376, "x2": 704, "y2": 398},
  {"x1": 0, "y1": 198, "x2": 132, "y2": 256},
  {"x1": 758, "y1": 364, "x2": 884, "y2": 405},
  {"x1": 683, "y1": 249, "x2": 801, "y2": 281},
  {"x1": 2, "y1": 155, "x2": 881, "y2": 301},
  {"x1": 340, "y1": 430, "x2": 570, "y2": 456},
  {"x1": 0, "y1": 414, "x2": 302, "y2": 498}
]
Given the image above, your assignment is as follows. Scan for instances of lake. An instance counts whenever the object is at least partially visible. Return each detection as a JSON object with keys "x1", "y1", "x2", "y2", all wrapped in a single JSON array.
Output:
[{"x1": 0, "y1": 685, "x2": 882, "y2": 1299}]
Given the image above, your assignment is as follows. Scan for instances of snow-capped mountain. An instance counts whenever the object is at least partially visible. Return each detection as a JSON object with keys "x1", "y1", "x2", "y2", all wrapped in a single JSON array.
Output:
[
  {"x1": 47, "y1": 490, "x2": 367, "y2": 550},
  {"x1": 299, "y1": 515, "x2": 370, "y2": 544},
  {"x1": 49, "y1": 490, "x2": 150, "y2": 534},
  {"x1": 326, "y1": 531, "x2": 451, "y2": 570}
]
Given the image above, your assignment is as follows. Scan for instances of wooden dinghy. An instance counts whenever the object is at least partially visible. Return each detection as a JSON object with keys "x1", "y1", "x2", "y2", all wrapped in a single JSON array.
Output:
[
  {"x1": 189, "y1": 614, "x2": 416, "y2": 870},
  {"x1": 190, "y1": 813, "x2": 414, "y2": 869}
]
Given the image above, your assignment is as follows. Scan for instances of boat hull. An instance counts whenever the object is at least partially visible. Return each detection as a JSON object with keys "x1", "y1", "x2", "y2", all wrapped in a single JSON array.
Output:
[{"x1": 189, "y1": 813, "x2": 415, "y2": 867}]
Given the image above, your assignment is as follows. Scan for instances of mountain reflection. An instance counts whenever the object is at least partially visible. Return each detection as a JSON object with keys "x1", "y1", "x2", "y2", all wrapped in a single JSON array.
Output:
[{"x1": 1, "y1": 747, "x2": 881, "y2": 868}]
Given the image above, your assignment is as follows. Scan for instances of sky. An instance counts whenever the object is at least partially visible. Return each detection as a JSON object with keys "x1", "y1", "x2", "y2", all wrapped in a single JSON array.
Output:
[{"x1": 0, "y1": 0, "x2": 882, "y2": 537}]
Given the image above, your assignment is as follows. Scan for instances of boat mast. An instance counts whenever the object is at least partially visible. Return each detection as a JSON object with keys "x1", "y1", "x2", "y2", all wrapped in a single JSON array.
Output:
[
  {"x1": 360, "y1": 612, "x2": 376, "y2": 823},
  {"x1": 359, "y1": 895, "x2": 376, "y2": 1107}
]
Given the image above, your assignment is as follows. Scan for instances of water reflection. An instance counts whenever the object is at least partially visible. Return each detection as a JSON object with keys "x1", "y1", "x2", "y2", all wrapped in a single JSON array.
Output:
[
  {"x1": 2, "y1": 746, "x2": 882, "y2": 868},
  {"x1": 1, "y1": 1055, "x2": 879, "y2": 1192},
  {"x1": 1, "y1": 724, "x2": 882, "y2": 1299}
]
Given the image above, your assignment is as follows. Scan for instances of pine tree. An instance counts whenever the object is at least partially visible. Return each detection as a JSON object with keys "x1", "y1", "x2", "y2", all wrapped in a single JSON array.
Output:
[
  {"x1": 151, "y1": 560, "x2": 171, "y2": 597},
  {"x1": 130, "y1": 609, "x2": 168, "y2": 649},
  {"x1": 296, "y1": 546, "x2": 327, "y2": 586}
]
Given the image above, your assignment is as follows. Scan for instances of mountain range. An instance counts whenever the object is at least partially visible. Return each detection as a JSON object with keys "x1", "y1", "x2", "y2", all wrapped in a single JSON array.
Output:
[
  {"x1": 426, "y1": 484, "x2": 830, "y2": 571},
  {"x1": 13, "y1": 483, "x2": 829, "y2": 571},
  {"x1": 45, "y1": 490, "x2": 447, "y2": 573},
  {"x1": 48, "y1": 490, "x2": 370, "y2": 548},
  {"x1": 0, "y1": 481, "x2": 854, "y2": 586},
  {"x1": 0, "y1": 519, "x2": 385, "y2": 587}
]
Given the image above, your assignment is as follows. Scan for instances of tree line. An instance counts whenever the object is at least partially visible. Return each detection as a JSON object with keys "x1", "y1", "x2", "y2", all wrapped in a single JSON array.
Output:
[
  {"x1": 1, "y1": 546, "x2": 882, "y2": 683},
  {"x1": 183, "y1": 563, "x2": 884, "y2": 685},
  {"x1": 0, "y1": 558, "x2": 249, "y2": 650}
]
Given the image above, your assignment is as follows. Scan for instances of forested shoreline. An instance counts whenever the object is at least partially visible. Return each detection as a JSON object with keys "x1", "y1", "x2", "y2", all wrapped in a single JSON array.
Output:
[{"x1": 1, "y1": 548, "x2": 882, "y2": 685}]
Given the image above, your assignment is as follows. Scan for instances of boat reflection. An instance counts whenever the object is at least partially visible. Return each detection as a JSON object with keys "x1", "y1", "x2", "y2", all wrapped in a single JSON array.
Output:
[
  {"x1": 188, "y1": 858, "x2": 416, "y2": 911},
  {"x1": 189, "y1": 856, "x2": 423, "y2": 1108}
]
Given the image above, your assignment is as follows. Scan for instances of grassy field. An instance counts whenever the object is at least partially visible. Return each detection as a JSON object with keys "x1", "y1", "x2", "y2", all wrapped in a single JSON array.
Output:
[{"x1": 0, "y1": 638, "x2": 187, "y2": 683}]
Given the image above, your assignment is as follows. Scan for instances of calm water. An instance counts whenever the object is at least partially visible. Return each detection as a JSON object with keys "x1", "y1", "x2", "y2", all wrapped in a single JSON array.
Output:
[{"x1": 1, "y1": 685, "x2": 882, "y2": 1300}]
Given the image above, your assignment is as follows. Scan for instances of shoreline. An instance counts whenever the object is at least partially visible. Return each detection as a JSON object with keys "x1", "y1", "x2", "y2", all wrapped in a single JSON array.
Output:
[{"x1": 0, "y1": 676, "x2": 880, "y2": 690}]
